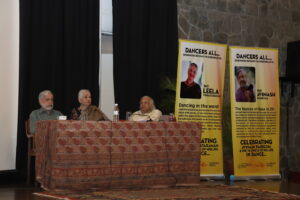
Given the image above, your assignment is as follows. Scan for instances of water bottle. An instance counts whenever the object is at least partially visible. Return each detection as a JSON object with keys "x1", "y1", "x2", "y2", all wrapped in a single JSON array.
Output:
[
  {"x1": 169, "y1": 113, "x2": 176, "y2": 122},
  {"x1": 113, "y1": 103, "x2": 119, "y2": 122}
]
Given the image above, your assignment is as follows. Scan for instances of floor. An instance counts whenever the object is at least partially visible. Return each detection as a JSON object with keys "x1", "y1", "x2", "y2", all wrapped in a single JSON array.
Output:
[{"x1": 0, "y1": 180, "x2": 300, "y2": 200}]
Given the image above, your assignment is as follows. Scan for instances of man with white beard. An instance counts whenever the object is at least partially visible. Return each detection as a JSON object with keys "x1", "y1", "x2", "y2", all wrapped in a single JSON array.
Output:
[
  {"x1": 29, "y1": 90, "x2": 63, "y2": 134},
  {"x1": 235, "y1": 69, "x2": 255, "y2": 102}
]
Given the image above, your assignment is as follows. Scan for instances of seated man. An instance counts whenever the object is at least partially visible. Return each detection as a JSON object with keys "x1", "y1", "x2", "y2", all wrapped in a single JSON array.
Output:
[
  {"x1": 130, "y1": 96, "x2": 162, "y2": 122},
  {"x1": 29, "y1": 90, "x2": 63, "y2": 134}
]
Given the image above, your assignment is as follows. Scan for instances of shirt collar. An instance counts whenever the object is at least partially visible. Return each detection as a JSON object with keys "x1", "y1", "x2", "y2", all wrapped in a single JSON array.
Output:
[{"x1": 38, "y1": 107, "x2": 54, "y2": 114}]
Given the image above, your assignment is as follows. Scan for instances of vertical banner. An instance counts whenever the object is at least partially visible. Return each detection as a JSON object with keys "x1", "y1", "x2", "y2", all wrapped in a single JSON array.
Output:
[
  {"x1": 229, "y1": 46, "x2": 280, "y2": 178},
  {"x1": 175, "y1": 39, "x2": 227, "y2": 177}
]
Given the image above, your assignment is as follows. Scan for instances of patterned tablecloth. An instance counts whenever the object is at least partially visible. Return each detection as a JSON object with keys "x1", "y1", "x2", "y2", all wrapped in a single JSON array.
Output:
[{"x1": 35, "y1": 120, "x2": 201, "y2": 190}]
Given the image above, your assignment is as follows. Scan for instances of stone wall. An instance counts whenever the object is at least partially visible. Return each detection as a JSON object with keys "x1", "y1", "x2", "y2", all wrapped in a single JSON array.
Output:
[
  {"x1": 177, "y1": 0, "x2": 300, "y2": 175},
  {"x1": 280, "y1": 83, "x2": 300, "y2": 176}
]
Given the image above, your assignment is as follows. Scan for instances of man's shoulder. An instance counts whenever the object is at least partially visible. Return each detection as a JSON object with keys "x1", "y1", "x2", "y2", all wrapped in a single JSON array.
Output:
[
  {"x1": 151, "y1": 109, "x2": 162, "y2": 115},
  {"x1": 133, "y1": 110, "x2": 142, "y2": 115},
  {"x1": 53, "y1": 109, "x2": 63, "y2": 115},
  {"x1": 236, "y1": 87, "x2": 243, "y2": 94},
  {"x1": 29, "y1": 108, "x2": 41, "y2": 117},
  {"x1": 190, "y1": 82, "x2": 201, "y2": 90}
]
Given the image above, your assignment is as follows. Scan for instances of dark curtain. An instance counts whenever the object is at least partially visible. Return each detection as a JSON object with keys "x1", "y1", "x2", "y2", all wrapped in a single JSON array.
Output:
[
  {"x1": 17, "y1": 0, "x2": 99, "y2": 177},
  {"x1": 112, "y1": 0, "x2": 178, "y2": 118}
]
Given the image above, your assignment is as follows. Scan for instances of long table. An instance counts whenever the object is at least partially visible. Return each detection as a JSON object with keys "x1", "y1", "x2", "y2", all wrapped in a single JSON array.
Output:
[{"x1": 35, "y1": 120, "x2": 201, "y2": 190}]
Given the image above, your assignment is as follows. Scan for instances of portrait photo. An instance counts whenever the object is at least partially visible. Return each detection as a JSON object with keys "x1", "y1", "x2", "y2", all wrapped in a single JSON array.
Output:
[
  {"x1": 235, "y1": 66, "x2": 256, "y2": 102},
  {"x1": 180, "y1": 61, "x2": 203, "y2": 99}
]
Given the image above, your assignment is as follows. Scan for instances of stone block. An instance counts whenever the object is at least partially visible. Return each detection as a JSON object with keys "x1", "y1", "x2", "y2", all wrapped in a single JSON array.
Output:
[
  {"x1": 214, "y1": 32, "x2": 228, "y2": 44},
  {"x1": 279, "y1": 0, "x2": 291, "y2": 9},
  {"x1": 240, "y1": 16, "x2": 255, "y2": 34},
  {"x1": 275, "y1": 23, "x2": 285, "y2": 39},
  {"x1": 268, "y1": 9, "x2": 280, "y2": 21},
  {"x1": 263, "y1": 23, "x2": 274, "y2": 38},
  {"x1": 251, "y1": 18, "x2": 263, "y2": 37},
  {"x1": 179, "y1": 8, "x2": 191, "y2": 20},
  {"x1": 269, "y1": 0, "x2": 278, "y2": 10},
  {"x1": 231, "y1": 16, "x2": 241, "y2": 34},
  {"x1": 221, "y1": 15, "x2": 232, "y2": 34},
  {"x1": 212, "y1": 20, "x2": 224, "y2": 33},
  {"x1": 279, "y1": 8, "x2": 292, "y2": 21},
  {"x1": 294, "y1": 25, "x2": 300, "y2": 40},
  {"x1": 228, "y1": 35, "x2": 242, "y2": 45},
  {"x1": 216, "y1": 0, "x2": 227, "y2": 12},
  {"x1": 178, "y1": 26, "x2": 188, "y2": 39},
  {"x1": 228, "y1": 0, "x2": 242, "y2": 14},
  {"x1": 207, "y1": 10, "x2": 226, "y2": 22},
  {"x1": 189, "y1": 26, "x2": 202, "y2": 41},
  {"x1": 207, "y1": 11, "x2": 227, "y2": 32},
  {"x1": 178, "y1": 4, "x2": 191, "y2": 12},
  {"x1": 178, "y1": 14, "x2": 190, "y2": 36},
  {"x1": 291, "y1": 0, "x2": 300, "y2": 10},
  {"x1": 292, "y1": 11, "x2": 300, "y2": 23},
  {"x1": 270, "y1": 38, "x2": 281, "y2": 48},
  {"x1": 184, "y1": 0, "x2": 206, "y2": 7},
  {"x1": 244, "y1": 35, "x2": 254, "y2": 46},
  {"x1": 203, "y1": 31, "x2": 213, "y2": 42},
  {"x1": 244, "y1": 3, "x2": 258, "y2": 16},
  {"x1": 258, "y1": 36, "x2": 269, "y2": 47},
  {"x1": 196, "y1": 8, "x2": 209, "y2": 30},
  {"x1": 207, "y1": 0, "x2": 218, "y2": 10},
  {"x1": 188, "y1": 8, "x2": 199, "y2": 25},
  {"x1": 259, "y1": 4, "x2": 268, "y2": 17},
  {"x1": 177, "y1": 0, "x2": 184, "y2": 5}
]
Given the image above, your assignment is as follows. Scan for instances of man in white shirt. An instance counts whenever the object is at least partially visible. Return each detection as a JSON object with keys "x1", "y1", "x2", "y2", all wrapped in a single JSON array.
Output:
[{"x1": 130, "y1": 96, "x2": 162, "y2": 122}]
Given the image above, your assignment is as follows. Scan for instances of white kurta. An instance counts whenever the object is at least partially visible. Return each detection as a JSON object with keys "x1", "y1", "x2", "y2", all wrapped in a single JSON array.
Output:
[{"x1": 129, "y1": 109, "x2": 162, "y2": 122}]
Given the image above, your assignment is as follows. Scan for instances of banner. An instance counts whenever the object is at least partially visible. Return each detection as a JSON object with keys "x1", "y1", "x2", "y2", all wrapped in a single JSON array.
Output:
[
  {"x1": 229, "y1": 46, "x2": 280, "y2": 178},
  {"x1": 175, "y1": 39, "x2": 227, "y2": 177}
]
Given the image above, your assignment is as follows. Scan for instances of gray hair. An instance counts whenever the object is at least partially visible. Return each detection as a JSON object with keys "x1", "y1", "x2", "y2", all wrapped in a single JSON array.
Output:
[
  {"x1": 141, "y1": 96, "x2": 156, "y2": 110},
  {"x1": 38, "y1": 90, "x2": 53, "y2": 100},
  {"x1": 78, "y1": 89, "x2": 91, "y2": 99},
  {"x1": 236, "y1": 68, "x2": 246, "y2": 78}
]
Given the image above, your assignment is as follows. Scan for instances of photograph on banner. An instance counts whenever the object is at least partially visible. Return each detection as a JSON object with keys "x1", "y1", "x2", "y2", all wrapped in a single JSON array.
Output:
[
  {"x1": 235, "y1": 66, "x2": 256, "y2": 102},
  {"x1": 229, "y1": 47, "x2": 280, "y2": 177},
  {"x1": 175, "y1": 39, "x2": 227, "y2": 176},
  {"x1": 180, "y1": 61, "x2": 203, "y2": 99}
]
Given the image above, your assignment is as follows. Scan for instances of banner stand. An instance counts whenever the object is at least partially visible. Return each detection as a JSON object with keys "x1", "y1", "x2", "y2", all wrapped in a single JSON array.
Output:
[
  {"x1": 229, "y1": 47, "x2": 280, "y2": 180},
  {"x1": 200, "y1": 174, "x2": 225, "y2": 180},
  {"x1": 229, "y1": 174, "x2": 281, "y2": 181},
  {"x1": 175, "y1": 39, "x2": 227, "y2": 178}
]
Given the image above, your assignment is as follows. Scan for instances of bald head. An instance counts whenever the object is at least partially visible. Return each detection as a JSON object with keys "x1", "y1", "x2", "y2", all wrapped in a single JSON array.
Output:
[{"x1": 140, "y1": 96, "x2": 155, "y2": 113}]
